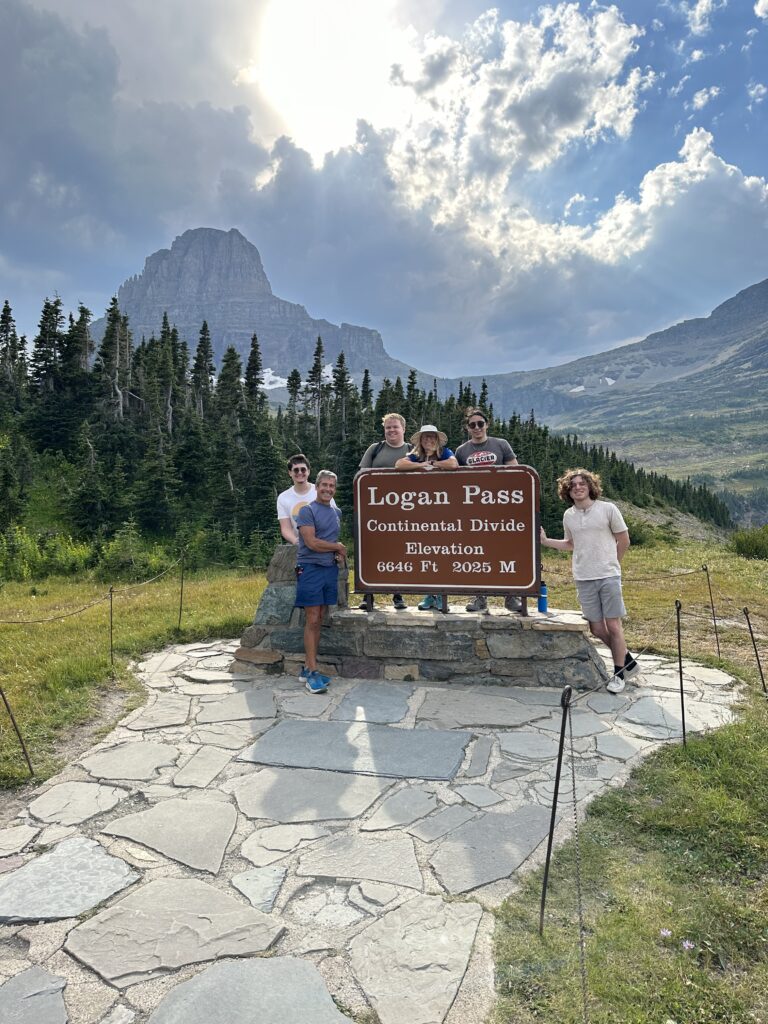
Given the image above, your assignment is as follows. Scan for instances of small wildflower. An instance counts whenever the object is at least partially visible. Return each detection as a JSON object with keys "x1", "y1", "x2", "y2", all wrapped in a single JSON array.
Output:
[
  {"x1": 660, "y1": 929, "x2": 672, "y2": 938},
  {"x1": 682, "y1": 940, "x2": 695, "y2": 951}
]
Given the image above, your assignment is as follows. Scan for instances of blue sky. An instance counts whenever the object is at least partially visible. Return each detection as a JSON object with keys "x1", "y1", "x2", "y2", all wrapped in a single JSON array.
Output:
[{"x1": 1, "y1": 0, "x2": 767, "y2": 375}]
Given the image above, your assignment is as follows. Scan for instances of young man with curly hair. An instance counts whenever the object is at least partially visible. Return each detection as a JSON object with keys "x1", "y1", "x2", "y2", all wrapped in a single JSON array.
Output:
[{"x1": 540, "y1": 468, "x2": 639, "y2": 693}]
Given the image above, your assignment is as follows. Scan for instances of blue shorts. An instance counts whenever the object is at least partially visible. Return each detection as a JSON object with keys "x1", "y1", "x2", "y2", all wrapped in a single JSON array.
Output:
[{"x1": 295, "y1": 562, "x2": 338, "y2": 608}]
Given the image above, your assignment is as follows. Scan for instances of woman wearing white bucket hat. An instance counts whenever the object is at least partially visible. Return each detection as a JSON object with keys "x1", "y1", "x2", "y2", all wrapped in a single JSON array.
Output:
[
  {"x1": 395, "y1": 425, "x2": 458, "y2": 472},
  {"x1": 395, "y1": 426, "x2": 457, "y2": 610}
]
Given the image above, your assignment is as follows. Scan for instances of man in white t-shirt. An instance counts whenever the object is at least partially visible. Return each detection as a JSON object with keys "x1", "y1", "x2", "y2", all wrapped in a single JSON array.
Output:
[
  {"x1": 276, "y1": 454, "x2": 319, "y2": 544},
  {"x1": 540, "y1": 467, "x2": 639, "y2": 693}
]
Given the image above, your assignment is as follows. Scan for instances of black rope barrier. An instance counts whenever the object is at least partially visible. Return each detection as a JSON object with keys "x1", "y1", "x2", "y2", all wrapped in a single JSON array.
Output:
[{"x1": 0, "y1": 593, "x2": 110, "y2": 625}]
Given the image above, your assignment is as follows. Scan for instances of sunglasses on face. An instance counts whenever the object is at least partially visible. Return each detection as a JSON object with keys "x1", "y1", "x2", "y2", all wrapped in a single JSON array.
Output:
[
  {"x1": 291, "y1": 467, "x2": 308, "y2": 474},
  {"x1": 468, "y1": 421, "x2": 485, "y2": 429}
]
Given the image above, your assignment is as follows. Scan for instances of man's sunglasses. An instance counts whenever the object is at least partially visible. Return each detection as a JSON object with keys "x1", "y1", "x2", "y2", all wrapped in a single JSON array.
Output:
[
  {"x1": 467, "y1": 420, "x2": 486, "y2": 429},
  {"x1": 291, "y1": 466, "x2": 308, "y2": 474}
]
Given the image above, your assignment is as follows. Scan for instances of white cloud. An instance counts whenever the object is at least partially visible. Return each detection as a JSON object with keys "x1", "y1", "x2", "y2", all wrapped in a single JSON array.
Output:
[
  {"x1": 669, "y1": 74, "x2": 691, "y2": 96},
  {"x1": 755, "y1": 0, "x2": 768, "y2": 20},
  {"x1": 689, "y1": 48, "x2": 705, "y2": 61},
  {"x1": 682, "y1": 0, "x2": 727, "y2": 36},
  {"x1": 380, "y1": 5, "x2": 652, "y2": 254},
  {"x1": 747, "y1": 81, "x2": 767, "y2": 108},
  {"x1": 688, "y1": 85, "x2": 721, "y2": 109}
]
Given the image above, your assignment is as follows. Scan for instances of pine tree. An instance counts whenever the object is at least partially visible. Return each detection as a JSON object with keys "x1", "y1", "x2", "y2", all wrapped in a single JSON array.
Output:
[
  {"x1": 191, "y1": 321, "x2": 215, "y2": 418},
  {"x1": 244, "y1": 333, "x2": 267, "y2": 415}
]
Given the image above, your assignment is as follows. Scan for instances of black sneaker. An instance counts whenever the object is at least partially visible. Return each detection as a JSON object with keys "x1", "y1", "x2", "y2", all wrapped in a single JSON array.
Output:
[
  {"x1": 624, "y1": 650, "x2": 640, "y2": 678},
  {"x1": 393, "y1": 594, "x2": 406, "y2": 610}
]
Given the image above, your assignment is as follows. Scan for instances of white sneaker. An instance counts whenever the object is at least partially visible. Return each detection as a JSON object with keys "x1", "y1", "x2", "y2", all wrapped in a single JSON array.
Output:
[{"x1": 607, "y1": 672, "x2": 626, "y2": 694}]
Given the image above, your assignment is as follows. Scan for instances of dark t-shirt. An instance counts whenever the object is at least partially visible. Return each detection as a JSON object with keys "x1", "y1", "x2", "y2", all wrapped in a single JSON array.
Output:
[
  {"x1": 455, "y1": 436, "x2": 516, "y2": 467},
  {"x1": 296, "y1": 501, "x2": 342, "y2": 566}
]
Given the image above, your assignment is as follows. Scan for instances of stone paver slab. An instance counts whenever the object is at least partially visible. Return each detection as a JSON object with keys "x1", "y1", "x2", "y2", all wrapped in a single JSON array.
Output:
[
  {"x1": 407, "y1": 805, "x2": 477, "y2": 843},
  {"x1": 361, "y1": 786, "x2": 438, "y2": 831},
  {"x1": 331, "y1": 682, "x2": 412, "y2": 724},
  {"x1": 618, "y1": 696, "x2": 682, "y2": 731},
  {"x1": 430, "y1": 803, "x2": 552, "y2": 893},
  {"x1": 172, "y1": 747, "x2": 231, "y2": 788},
  {"x1": 126, "y1": 696, "x2": 191, "y2": 731},
  {"x1": 454, "y1": 784, "x2": 505, "y2": 807},
  {"x1": 65, "y1": 877, "x2": 284, "y2": 988},
  {"x1": 180, "y1": 669, "x2": 237, "y2": 684},
  {"x1": 280, "y1": 692, "x2": 333, "y2": 717},
  {"x1": 538, "y1": 709, "x2": 610, "y2": 737},
  {"x1": 28, "y1": 782, "x2": 128, "y2": 825},
  {"x1": 81, "y1": 741, "x2": 179, "y2": 780},
  {"x1": 101, "y1": 797, "x2": 236, "y2": 873},
  {"x1": 0, "y1": 825, "x2": 40, "y2": 857},
  {"x1": 417, "y1": 690, "x2": 547, "y2": 729},
  {"x1": 146, "y1": 958, "x2": 348, "y2": 1023},
  {"x1": 231, "y1": 866, "x2": 286, "y2": 912},
  {"x1": 349, "y1": 894, "x2": 482, "y2": 1024},
  {"x1": 0, "y1": 837, "x2": 138, "y2": 922},
  {"x1": 595, "y1": 733, "x2": 650, "y2": 760},
  {"x1": 141, "y1": 652, "x2": 187, "y2": 675},
  {"x1": 232, "y1": 767, "x2": 393, "y2": 822},
  {"x1": 190, "y1": 720, "x2": 273, "y2": 748},
  {"x1": 464, "y1": 736, "x2": 493, "y2": 778},
  {"x1": 240, "y1": 824, "x2": 329, "y2": 866},
  {"x1": 497, "y1": 730, "x2": 560, "y2": 761},
  {"x1": 0, "y1": 965, "x2": 67, "y2": 1024},
  {"x1": 196, "y1": 690, "x2": 275, "y2": 723},
  {"x1": 297, "y1": 833, "x2": 423, "y2": 889},
  {"x1": 239, "y1": 720, "x2": 472, "y2": 780}
]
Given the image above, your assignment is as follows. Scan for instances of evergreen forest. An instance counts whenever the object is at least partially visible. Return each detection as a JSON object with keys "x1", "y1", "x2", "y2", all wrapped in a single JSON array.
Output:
[{"x1": 0, "y1": 297, "x2": 731, "y2": 580}]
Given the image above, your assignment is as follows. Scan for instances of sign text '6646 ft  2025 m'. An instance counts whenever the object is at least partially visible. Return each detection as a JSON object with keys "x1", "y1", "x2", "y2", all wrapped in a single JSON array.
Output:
[{"x1": 353, "y1": 466, "x2": 540, "y2": 595}]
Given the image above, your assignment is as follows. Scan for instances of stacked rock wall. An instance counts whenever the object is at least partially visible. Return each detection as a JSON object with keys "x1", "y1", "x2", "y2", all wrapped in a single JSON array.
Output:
[{"x1": 235, "y1": 547, "x2": 608, "y2": 690}]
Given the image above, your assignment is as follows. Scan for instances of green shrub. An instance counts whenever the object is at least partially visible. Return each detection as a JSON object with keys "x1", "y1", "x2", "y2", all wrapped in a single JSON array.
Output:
[
  {"x1": 623, "y1": 515, "x2": 658, "y2": 547},
  {"x1": 94, "y1": 519, "x2": 175, "y2": 581},
  {"x1": 729, "y1": 524, "x2": 768, "y2": 560},
  {"x1": 0, "y1": 526, "x2": 95, "y2": 582}
]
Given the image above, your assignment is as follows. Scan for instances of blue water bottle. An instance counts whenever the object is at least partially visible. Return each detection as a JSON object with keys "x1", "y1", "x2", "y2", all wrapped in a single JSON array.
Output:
[{"x1": 538, "y1": 581, "x2": 548, "y2": 614}]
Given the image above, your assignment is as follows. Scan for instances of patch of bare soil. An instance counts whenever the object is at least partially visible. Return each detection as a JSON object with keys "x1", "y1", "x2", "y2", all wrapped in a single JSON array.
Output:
[{"x1": 1, "y1": 678, "x2": 143, "y2": 826}]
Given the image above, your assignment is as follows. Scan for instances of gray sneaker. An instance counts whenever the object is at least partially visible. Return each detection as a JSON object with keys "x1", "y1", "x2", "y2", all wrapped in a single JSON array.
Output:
[
  {"x1": 465, "y1": 595, "x2": 488, "y2": 612},
  {"x1": 504, "y1": 595, "x2": 523, "y2": 612}
]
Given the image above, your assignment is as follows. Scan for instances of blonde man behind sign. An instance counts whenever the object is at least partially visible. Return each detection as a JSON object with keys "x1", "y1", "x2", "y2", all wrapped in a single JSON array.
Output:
[
  {"x1": 358, "y1": 412, "x2": 412, "y2": 611},
  {"x1": 540, "y1": 468, "x2": 639, "y2": 693}
]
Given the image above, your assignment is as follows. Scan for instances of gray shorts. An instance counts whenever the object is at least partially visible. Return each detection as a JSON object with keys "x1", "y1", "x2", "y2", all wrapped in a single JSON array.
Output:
[{"x1": 575, "y1": 576, "x2": 626, "y2": 621}]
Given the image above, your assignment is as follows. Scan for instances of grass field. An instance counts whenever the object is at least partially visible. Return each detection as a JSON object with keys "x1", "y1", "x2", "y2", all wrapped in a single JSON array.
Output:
[
  {"x1": 493, "y1": 541, "x2": 768, "y2": 1024},
  {"x1": 1, "y1": 539, "x2": 767, "y2": 1022},
  {"x1": 0, "y1": 568, "x2": 264, "y2": 785}
]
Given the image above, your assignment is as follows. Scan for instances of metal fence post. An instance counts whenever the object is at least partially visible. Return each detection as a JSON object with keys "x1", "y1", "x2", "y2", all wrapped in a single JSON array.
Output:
[
  {"x1": 0, "y1": 685, "x2": 34, "y2": 777},
  {"x1": 675, "y1": 600, "x2": 687, "y2": 746},
  {"x1": 539, "y1": 684, "x2": 573, "y2": 936},
  {"x1": 178, "y1": 549, "x2": 186, "y2": 631},
  {"x1": 702, "y1": 564, "x2": 720, "y2": 659},
  {"x1": 109, "y1": 586, "x2": 114, "y2": 673},
  {"x1": 743, "y1": 607, "x2": 767, "y2": 695}
]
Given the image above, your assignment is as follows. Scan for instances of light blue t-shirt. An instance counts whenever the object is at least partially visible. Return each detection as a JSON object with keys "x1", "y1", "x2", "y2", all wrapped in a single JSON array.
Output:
[{"x1": 296, "y1": 501, "x2": 342, "y2": 566}]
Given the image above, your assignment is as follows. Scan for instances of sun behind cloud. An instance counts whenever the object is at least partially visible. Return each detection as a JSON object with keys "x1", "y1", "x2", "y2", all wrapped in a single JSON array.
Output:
[{"x1": 238, "y1": 0, "x2": 415, "y2": 164}]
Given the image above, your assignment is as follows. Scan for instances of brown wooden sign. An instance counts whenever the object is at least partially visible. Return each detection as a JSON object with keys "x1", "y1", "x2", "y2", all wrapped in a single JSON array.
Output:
[{"x1": 353, "y1": 466, "x2": 540, "y2": 595}]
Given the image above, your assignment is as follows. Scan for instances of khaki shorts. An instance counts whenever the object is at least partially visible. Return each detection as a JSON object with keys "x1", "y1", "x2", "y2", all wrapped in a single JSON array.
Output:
[{"x1": 575, "y1": 576, "x2": 626, "y2": 621}]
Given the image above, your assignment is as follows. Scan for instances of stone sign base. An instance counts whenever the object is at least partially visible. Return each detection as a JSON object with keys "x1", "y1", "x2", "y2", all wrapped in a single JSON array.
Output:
[{"x1": 235, "y1": 547, "x2": 608, "y2": 690}]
